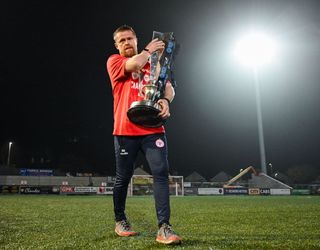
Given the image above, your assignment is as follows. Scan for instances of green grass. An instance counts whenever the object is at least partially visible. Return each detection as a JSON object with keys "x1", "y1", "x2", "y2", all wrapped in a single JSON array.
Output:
[{"x1": 0, "y1": 195, "x2": 320, "y2": 249}]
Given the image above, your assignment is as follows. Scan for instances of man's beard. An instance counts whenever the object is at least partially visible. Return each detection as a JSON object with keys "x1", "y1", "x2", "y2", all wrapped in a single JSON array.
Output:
[{"x1": 123, "y1": 47, "x2": 137, "y2": 57}]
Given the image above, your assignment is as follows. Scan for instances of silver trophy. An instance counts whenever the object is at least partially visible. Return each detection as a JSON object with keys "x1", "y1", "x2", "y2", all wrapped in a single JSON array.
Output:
[{"x1": 127, "y1": 31, "x2": 176, "y2": 127}]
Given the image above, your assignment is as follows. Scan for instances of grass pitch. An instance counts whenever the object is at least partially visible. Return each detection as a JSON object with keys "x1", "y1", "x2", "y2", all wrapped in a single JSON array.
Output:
[{"x1": 0, "y1": 195, "x2": 319, "y2": 249}]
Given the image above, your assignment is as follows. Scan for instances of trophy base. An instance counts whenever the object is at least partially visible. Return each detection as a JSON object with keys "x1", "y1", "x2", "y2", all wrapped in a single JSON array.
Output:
[{"x1": 127, "y1": 100, "x2": 164, "y2": 128}]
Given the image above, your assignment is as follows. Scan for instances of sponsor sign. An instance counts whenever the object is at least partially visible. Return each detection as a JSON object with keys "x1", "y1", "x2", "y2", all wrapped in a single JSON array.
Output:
[
  {"x1": 270, "y1": 189, "x2": 291, "y2": 195},
  {"x1": 74, "y1": 187, "x2": 98, "y2": 193},
  {"x1": 260, "y1": 188, "x2": 271, "y2": 195},
  {"x1": 19, "y1": 186, "x2": 60, "y2": 195},
  {"x1": 0, "y1": 185, "x2": 19, "y2": 194},
  {"x1": 184, "y1": 187, "x2": 198, "y2": 195},
  {"x1": 198, "y1": 188, "x2": 224, "y2": 195},
  {"x1": 224, "y1": 188, "x2": 248, "y2": 195},
  {"x1": 20, "y1": 186, "x2": 41, "y2": 194},
  {"x1": 60, "y1": 186, "x2": 75, "y2": 194},
  {"x1": 20, "y1": 169, "x2": 53, "y2": 176},
  {"x1": 248, "y1": 188, "x2": 260, "y2": 195},
  {"x1": 97, "y1": 187, "x2": 113, "y2": 195}
]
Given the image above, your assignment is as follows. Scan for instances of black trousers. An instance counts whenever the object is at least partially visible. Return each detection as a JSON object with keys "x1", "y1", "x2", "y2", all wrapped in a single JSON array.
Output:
[{"x1": 113, "y1": 133, "x2": 170, "y2": 225}]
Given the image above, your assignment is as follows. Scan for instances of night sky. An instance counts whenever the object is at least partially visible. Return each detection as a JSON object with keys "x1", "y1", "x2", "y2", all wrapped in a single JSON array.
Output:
[{"x1": 1, "y1": 0, "x2": 320, "y2": 178}]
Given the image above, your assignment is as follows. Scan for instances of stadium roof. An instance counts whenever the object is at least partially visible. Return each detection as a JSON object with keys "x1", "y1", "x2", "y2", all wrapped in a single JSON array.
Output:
[
  {"x1": 210, "y1": 171, "x2": 231, "y2": 183},
  {"x1": 185, "y1": 171, "x2": 207, "y2": 182}
]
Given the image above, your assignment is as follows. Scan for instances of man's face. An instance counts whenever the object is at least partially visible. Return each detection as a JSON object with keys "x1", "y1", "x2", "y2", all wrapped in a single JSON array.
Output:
[{"x1": 114, "y1": 30, "x2": 138, "y2": 57}]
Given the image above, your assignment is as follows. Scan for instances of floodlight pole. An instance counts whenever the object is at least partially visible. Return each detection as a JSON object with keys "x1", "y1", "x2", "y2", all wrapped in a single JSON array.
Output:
[
  {"x1": 7, "y1": 142, "x2": 13, "y2": 166},
  {"x1": 253, "y1": 67, "x2": 267, "y2": 174}
]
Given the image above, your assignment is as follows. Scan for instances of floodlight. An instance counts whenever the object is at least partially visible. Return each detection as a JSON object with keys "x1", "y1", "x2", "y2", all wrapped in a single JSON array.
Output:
[{"x1": 233, "y1": 31, "x2": 277, "y2": 68}]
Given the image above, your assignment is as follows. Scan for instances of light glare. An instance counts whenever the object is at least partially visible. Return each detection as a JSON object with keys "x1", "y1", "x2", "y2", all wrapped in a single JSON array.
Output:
[{"x1": 234, "y1": 32, "x2": 277, "y2": 68}]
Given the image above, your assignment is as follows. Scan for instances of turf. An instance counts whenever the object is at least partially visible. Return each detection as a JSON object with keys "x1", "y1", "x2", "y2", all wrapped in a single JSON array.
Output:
[{"x1": 0, "y1": 195, "x2": 319, "y2": 249}]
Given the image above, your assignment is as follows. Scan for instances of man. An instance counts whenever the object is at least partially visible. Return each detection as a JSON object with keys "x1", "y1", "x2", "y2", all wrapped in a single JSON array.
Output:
[{"x1": 106, "y1": 25, "x2": 182, "y2": 245}]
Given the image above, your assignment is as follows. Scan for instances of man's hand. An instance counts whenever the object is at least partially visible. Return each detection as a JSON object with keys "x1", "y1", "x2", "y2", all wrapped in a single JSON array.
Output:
[
  {"x1": 157, "y1": 98, "x2": 170, "y2": 119},
  {"x1": 145, "y1": 38, "x2": 165, "y2": 54}
]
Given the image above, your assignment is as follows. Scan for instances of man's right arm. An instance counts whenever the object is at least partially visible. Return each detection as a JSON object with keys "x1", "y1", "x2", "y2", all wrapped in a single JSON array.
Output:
[
  {"x1": 125, "y1": 51, "x2": 150, "y2": 72},
  {"x1": 125, "y1": 38, "x2": 165, "y2": 73}
]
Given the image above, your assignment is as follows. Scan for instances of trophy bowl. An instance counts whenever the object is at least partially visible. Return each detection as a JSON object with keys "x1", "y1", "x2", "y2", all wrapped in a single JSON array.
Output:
[
  {"x1": 127, "y1": 80, "x2": 165, "y2": 127},
  {"x1": 127, "y1": 100, "x2": 164, "y2": 128}
]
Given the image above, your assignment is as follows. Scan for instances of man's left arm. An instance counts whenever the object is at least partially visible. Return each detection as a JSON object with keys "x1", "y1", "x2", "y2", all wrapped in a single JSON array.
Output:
[{"x1": 157, "y1": 82, "x2": 175, "y2": 119}]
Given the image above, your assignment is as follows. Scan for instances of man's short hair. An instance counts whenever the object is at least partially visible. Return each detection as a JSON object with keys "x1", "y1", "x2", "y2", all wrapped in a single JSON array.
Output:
[{"x1": 113, "y1": 25, "x2": 136, "y2": 41}]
